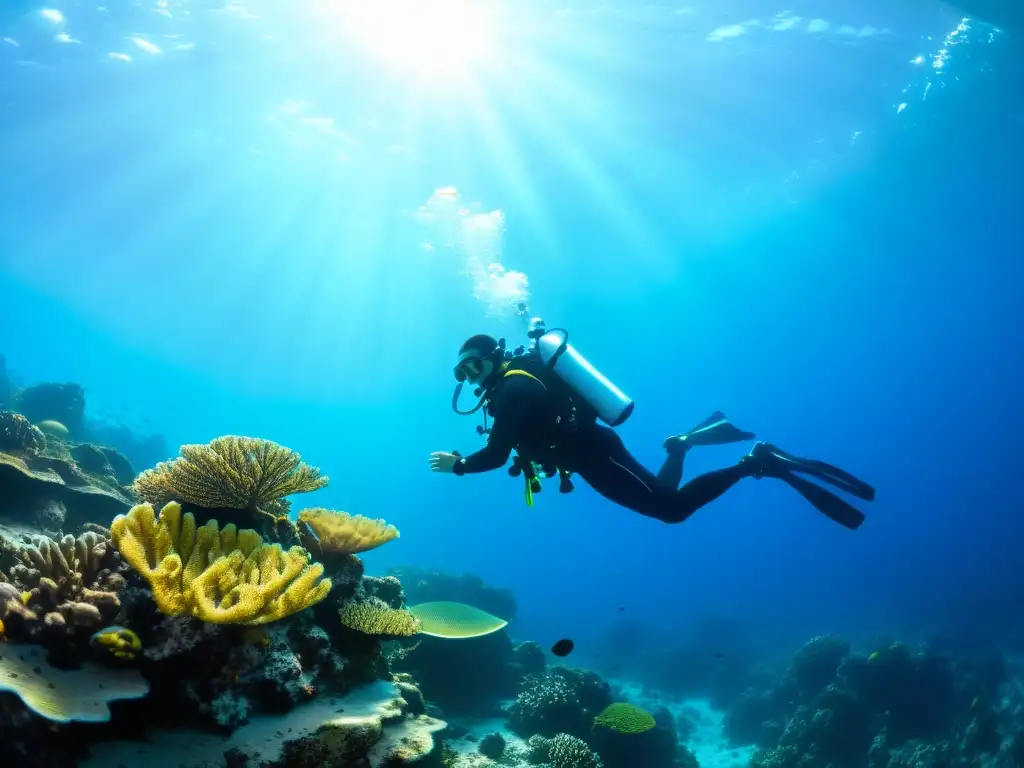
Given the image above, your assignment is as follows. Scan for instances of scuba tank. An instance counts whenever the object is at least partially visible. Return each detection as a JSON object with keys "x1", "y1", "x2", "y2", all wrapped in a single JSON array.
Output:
[{"x1": 531, "y1": 322, "x2": 634, "y2": 427}]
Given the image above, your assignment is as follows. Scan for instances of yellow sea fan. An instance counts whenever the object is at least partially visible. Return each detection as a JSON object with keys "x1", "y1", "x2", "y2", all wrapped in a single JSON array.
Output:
[{"x1": 297, "y1": 508, "x2": 399, "y2": 555}]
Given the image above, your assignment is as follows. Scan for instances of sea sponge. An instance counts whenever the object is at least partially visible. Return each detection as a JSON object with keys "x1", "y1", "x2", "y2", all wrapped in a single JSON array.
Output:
[
  {"x1": 593, "y1": 702, "x2": 656, "y2": 734},
  {"x1": 133, "y1": 436, "x2": 327, "y2": 512},
  {"x1": 110, "y1": 501, "x2": 331, "y2": 625},
  {"x1": 297, "y1": 508, "x2": 398, "y2": 556},
  {"x1": 0, "y1": 643, "x2": 148, "y2": 722},
  {"x1": 339, "y1": 597, "x2": 422, "y2": 637}
]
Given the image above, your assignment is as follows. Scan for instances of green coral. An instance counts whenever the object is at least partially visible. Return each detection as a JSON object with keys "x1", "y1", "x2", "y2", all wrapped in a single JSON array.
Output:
[{"x1": 593, "y1": 702, "x2": 656, "y2": 734}]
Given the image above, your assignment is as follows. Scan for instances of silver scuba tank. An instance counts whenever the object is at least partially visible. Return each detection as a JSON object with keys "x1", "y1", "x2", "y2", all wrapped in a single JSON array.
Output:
[{"x1": 534, "y1": 327, "x2": 635, "y2": 427}]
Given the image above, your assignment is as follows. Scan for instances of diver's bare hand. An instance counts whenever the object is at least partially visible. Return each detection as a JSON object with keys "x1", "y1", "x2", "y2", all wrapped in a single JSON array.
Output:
[{"x1": 429, "y1": 451, "x2": 458, "y2": 473}]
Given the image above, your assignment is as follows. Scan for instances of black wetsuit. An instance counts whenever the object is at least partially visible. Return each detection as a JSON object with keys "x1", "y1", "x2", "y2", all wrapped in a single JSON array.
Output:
[{"x1": 451, "y1": 373, "x2": 751, "y2": 523}]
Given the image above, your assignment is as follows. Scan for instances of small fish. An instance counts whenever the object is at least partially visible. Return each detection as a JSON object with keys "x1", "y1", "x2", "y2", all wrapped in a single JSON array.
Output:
[
  {"x1": 715, "y1": 652, "x2": 724, "y2": 659},
  {"x1": 551, "y1": 638, "x2": 574, "y2": 657},
  {"x1": 616, "y1": 606, "x2": 625, "y2": 612}
]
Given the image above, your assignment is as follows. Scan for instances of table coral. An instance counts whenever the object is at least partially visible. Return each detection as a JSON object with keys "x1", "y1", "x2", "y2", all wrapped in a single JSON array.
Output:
[
  {"x1": 0, "y1": 643, "x2": 148, "y2": 722},
  {"x1": 133, "y1": 435, "x2": 327, "y2": 514},
  {"x1": 111, "y1": 501, "x2": 331, "y2": 625}
]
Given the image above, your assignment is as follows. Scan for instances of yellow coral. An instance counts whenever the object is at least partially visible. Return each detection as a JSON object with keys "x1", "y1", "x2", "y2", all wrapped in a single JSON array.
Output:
[
  {"x1": 132, "y1": 436, "x2": 328, "y2": 512},
  {"x1": 297, "y1": 508, "x2": 399, "y2": 555},
  {"x1": 110, "y1": 501, "x2": 332, "y2": 625},
  {"x1": 338, "y1": 598, "x2": 422, "y2": 637}
]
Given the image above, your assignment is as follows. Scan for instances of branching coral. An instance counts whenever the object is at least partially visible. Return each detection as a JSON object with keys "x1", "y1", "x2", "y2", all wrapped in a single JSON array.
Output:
[
  {"x1": 297, "y1": 508, "x2": 398, "y2": 556},
  {"x1": 133, "y1": 436, "x2": 328, "y2": 514},
  {"x1": 540, "y1": 733, "x2": 604, "y2": 768},
  {"x1": 0, "y1": 529, "x2": 127, "y2": 641},
  {"x1": 338, "y1": 597, "x2": 422, "y2": 637},
  {"x1": 111, "y1": 501, "x2": 332, "y2": 625}
]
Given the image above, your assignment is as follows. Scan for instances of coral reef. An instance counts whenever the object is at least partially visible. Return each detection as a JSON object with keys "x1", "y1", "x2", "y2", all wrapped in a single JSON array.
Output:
[
  {"x1": 724, "y1": 635, "x2": 1024, "y2": 768},
  {"x1": 111, "y1": 501, "x2": 331, "y2": 624},
  {"x1": 507, "y1": 666, "x2": 614, "y2": 740}
]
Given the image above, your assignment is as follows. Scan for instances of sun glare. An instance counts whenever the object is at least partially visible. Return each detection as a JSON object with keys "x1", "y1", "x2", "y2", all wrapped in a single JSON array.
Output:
[{"x1": 324, "y1": 0, "x2": 497, "y2": 80}]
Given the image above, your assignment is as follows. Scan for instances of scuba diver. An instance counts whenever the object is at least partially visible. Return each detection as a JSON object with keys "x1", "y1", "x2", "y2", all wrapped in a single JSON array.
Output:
[{"x1": 429, "y1": 322, "x2": 875, "y2": 528}]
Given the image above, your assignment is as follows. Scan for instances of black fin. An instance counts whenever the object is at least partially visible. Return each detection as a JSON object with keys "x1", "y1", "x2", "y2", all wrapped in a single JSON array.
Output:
[
  {"x1": 681, "y1": 412, "x2": 756, "y2": 447},
  {"x1": 767, "y1": 445, "x2": 875, "y2": 501},
  {"x1": 777, "y1": 470, "x2": 867, "y2": 530}
]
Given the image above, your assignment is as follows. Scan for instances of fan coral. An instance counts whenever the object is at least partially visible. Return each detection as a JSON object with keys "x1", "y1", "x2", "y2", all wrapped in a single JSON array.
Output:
[
  {"x1": 133, "y1": 436, "x2": 327, "y2": 513},
  {"x1": 297, "y1": 507, "x2": 399, "y2": 556},
  {"x1": 111, "y1": 501, "x2": 331, "y2": 625},
  {"x1": 339, "y1": 597, "x2": 422, "y2": 637}
]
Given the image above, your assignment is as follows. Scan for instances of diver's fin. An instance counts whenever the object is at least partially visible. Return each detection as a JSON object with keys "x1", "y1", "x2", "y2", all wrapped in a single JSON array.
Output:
[
  {"x1": 760, "y1": 444, "x2": 875, "y2": 501},
  {"x1": 677, "y1": 411, "x2": 756, "y2": 447},
  {"x1": 776, "y1": 470, "x2": 866, "y2": 530}
]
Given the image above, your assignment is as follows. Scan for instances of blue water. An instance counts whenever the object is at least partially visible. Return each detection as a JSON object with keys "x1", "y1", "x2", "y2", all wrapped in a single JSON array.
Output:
[{"x1": 1, "y1": 0, "x2": 1021, "y2": 676}]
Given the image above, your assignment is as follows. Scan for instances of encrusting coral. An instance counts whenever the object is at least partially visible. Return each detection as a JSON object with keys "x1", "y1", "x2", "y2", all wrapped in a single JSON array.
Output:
[
  {"x1": 297, "y1": 507, "x2": 399, "y2": 557},
  {"x1": 0, "y1": 529, "x2": 127, "y2": 642},
  {"x1": 132, "y1": 436, "x2": 327, "y2": 516},
  {"x1": 110, "y1": 501, "x2": 332, "y2": 625}
]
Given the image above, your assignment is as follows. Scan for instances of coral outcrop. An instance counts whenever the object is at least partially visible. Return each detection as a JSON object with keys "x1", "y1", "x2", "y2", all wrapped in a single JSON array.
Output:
[
  {"x1": 0, "y1": 412, "x2": 134, "y2": 531},
  {"x1": 0, "y1": 529, "x2": 127, "y2": 647}
]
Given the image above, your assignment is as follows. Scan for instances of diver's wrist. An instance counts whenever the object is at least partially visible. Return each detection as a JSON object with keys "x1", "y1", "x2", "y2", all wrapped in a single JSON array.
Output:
[{"x1": 452, "y1": 459, "x2": 467, "y2": 476}]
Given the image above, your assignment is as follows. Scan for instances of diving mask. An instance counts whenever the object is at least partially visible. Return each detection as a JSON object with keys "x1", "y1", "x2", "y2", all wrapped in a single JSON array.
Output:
[{"x1": 454, "y1": 356, "x2": 486, "y2": 384}]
